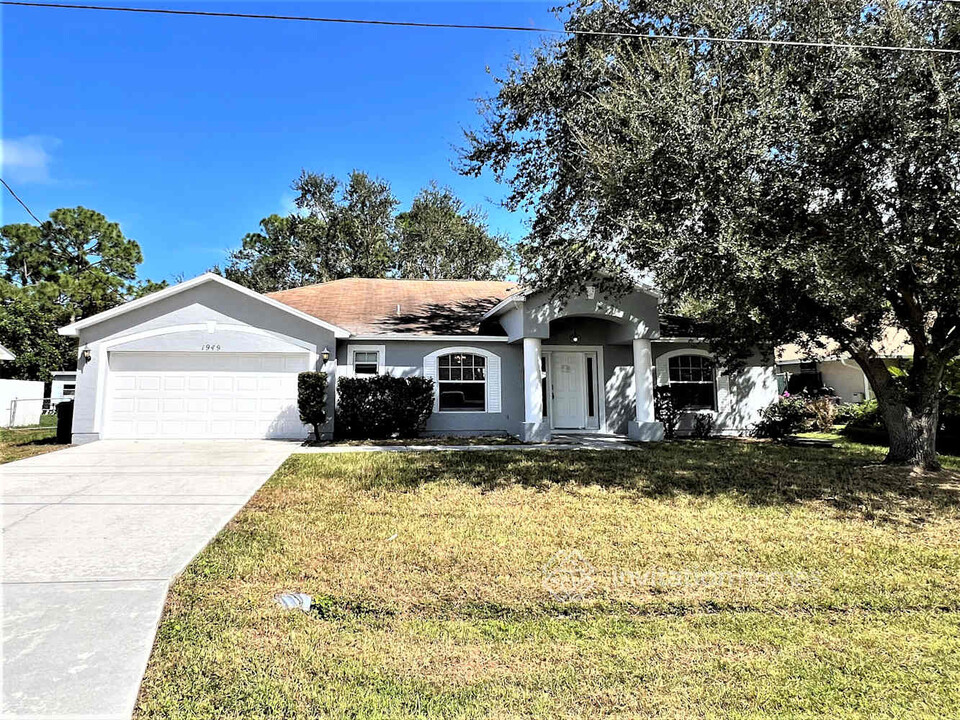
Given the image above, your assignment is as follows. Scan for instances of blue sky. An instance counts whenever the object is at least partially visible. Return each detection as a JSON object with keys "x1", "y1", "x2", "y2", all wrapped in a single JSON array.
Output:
[{"x1": 1, "y1": 1, "x2": 559, "y2": 282}]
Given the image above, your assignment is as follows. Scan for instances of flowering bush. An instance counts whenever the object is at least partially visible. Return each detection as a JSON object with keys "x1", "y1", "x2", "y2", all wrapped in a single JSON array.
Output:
[{"x1": 752, "y1": 392, "x2": 808, "y2": 439}]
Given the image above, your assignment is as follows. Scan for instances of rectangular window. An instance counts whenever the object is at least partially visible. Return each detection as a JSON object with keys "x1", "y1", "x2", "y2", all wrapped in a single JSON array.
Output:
[
  {"x1": 353, "y1": 351, "x2": 380, "y2": 376},
  {"x1": 62, "y1": 384, "x2": 76, "y2": 397},
  {"x1": 438, "y1": 353, "x2": 486, "y2": 411},
  {"x1": 668, "y1": 355, "x2": 716, "y2": 410}
]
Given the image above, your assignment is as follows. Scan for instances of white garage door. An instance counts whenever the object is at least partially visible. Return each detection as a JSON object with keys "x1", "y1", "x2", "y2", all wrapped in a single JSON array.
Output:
[{"x1": 104, "y1": 352, "x2": 310, "y2": 439}]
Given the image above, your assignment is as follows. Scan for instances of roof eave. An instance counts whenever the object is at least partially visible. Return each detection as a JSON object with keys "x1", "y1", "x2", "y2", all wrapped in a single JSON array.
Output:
[{"x1": 58, "y1": 273, "x2": 351, "y2": 338}]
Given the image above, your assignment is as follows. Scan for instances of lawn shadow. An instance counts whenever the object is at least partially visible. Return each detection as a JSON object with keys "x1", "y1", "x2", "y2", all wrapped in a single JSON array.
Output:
[{"x1": 331, "y1": 441, "x2": 960, "y2": 524}]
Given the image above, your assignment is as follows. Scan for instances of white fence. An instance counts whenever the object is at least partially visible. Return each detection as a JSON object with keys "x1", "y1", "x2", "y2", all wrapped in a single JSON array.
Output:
[{"x1": 0, "y1": 380, "x2": 47, "y2": 427}]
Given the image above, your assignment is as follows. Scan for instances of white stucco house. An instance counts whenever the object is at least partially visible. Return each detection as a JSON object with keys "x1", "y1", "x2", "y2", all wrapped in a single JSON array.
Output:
[
  {"x1": 777, "y1": 329, "x2": 913, "y2": 403},
  {"x1": 58, "y1": 273, "x2": 779, "y2": 443}
]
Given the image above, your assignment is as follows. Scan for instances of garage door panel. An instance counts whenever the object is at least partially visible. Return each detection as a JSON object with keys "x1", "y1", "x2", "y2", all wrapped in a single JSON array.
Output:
[{"x1": 104, "y1": 351, "x2": 311, "y2": 439}]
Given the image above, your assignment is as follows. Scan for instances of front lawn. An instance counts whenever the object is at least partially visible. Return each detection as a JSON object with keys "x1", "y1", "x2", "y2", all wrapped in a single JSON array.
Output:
[
  {"x1": 0, "y1": 426, "x2": 67, "y2": 464},
  {"x1": 136, "y1": 441, "x2": 960, "y2": 718}
]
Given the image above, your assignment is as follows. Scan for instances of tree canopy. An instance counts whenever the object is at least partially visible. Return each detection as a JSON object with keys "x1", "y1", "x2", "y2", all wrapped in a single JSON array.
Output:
[
  {"x1": 462, "y1": 0, "x2": 960, "y2": 467},
  {"x1": 1, "y1": 206, "x2": 161, "y2": 380},
  {"x1": 220, "y1": 172, "x2": 516, "y2": 290},
  {"x1": 394, "y1": 182, "x2": 514, "y2": 280}
]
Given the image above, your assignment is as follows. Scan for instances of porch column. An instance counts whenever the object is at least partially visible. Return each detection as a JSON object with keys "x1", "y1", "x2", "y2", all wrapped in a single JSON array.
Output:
[
  {"x1": 521, "y1": 337, "x2": 550, "y2": 443},
  {"x1": 629, "y1": 338, "x2": 664, "y2": 441}
]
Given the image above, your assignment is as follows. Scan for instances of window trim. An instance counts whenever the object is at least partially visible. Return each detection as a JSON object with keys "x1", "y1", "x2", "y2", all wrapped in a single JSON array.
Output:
[
  {"x1": 423, "y1": 346, "x2": 501, "y2": 414},
  {"x1": 659, "y1": 349, "x2": 718, "y2": 412},
  {"x1": 346, "y1": 344, "x2": 385, "y2": 377},
  {"x1": 436, "y1": 352, "x2": 488, "y2": 412}
]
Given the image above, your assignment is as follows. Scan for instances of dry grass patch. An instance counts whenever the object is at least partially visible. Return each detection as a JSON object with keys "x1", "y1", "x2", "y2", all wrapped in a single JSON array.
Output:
[
  {"x1": 0, "y1": 427, "x2": 67, "y2": 464},
  {"x1": 136, "y1": 442, "x2": 960, "y2": 718}
]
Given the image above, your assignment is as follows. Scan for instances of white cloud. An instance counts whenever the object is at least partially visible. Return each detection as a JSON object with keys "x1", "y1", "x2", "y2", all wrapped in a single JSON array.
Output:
[{"x1": 0, "y1": 135, "x2": 61, "y2": 184}]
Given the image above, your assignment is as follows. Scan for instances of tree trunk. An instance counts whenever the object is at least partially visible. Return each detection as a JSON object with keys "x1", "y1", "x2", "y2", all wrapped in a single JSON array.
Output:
[
  {"x1": 879, "y1": 398, "x2": 940, "y2": 470},
  {"x1": 853, "y1": 351, "x2": 944, "y2": 471}
]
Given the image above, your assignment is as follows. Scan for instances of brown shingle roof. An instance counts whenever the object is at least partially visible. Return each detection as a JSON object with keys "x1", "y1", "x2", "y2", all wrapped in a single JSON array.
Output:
[{"x1": 267, "y1": 278, "x2": 520, "y2": 336}]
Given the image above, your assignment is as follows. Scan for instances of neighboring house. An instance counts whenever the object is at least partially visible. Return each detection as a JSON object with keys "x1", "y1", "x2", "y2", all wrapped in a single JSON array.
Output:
[
  {"x1": 50, "y1": 370, "x2": 78, "y2": 403},
  {"x1": 0, "y1": 343, "x2": 14, "y2": 362},
  {"x1": 58, "y1": 273, "x2": 778, "y2": 444},
  {"x1": 777, "y1": 328, "x2": 913, "y2": 403}
]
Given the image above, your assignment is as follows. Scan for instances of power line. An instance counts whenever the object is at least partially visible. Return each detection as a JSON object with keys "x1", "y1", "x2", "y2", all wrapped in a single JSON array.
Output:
[
  {"x1": 0, "y1": 178, "x2": 43, "y2": 225},
  {"x1": 3, "y1": 1, "x2": 960, "y2": 55}
]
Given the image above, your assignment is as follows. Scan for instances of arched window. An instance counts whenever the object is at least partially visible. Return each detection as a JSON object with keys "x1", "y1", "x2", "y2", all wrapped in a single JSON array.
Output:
[
  {"x1": 667, "y1": 354, "x2": 716, "y2": 410},
  {"x1": 437, "y1": 352, "x2": 487, "y2": 411}
]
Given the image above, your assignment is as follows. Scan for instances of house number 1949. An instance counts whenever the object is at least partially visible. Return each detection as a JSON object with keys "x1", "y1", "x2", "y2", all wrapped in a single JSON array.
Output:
[{"x1": 201, "y1": 344, "x2": 221, "y2": 351}]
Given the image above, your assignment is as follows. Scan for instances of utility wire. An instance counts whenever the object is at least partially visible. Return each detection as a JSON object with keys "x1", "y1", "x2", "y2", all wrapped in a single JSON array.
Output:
[
  {"x1": 0, "y1": 178, "x2": 43, "y2": 225},
  {"x1": 3, "y1": 1, "x2": 960, "y2": 55}
]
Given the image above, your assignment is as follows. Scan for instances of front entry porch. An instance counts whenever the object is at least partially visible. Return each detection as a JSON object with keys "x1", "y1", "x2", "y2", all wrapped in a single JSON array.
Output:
[{"x1": 519, "y1": 334, "x2": 664, "y2": 444}]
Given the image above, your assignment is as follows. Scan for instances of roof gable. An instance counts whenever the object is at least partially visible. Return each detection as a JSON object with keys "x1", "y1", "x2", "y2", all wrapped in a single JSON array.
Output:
[{"x1": 59, "y1": 273, "x2": 350, "y2": 338}]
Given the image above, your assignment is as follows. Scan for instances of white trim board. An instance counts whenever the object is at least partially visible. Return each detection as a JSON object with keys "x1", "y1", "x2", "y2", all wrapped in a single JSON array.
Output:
[
  {"x1": 346, "y1": 344, "x2": 386, "y2": 377},
  {"x1": 59, "y1": 273, "x2": 350, "y2": 338},
  {"x1": 350, "y1": 334, "x2": 510, "y2": 342}
]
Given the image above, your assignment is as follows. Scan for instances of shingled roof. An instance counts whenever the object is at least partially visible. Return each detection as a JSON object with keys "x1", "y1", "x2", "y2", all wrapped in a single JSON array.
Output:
[{"x1": 268, "y1": 278, "x2": 520, "y2": 336}]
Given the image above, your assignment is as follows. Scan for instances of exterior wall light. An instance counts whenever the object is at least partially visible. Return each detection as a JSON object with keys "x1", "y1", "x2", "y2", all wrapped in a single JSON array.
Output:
[
  {"x1": 81, "y1": 347, "x2": 92, "y2": 362},
  {"x1": 321, "y1": 347, "x2": 331, "y2": 363},
  {"x1": 570, "y1": 332, "x2": 580, "y2": 344}
]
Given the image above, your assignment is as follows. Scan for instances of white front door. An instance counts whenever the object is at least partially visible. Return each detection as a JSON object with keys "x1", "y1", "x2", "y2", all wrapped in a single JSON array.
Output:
[{"x1": 551, "y1": 352, "x2": 586, "y2": 429}]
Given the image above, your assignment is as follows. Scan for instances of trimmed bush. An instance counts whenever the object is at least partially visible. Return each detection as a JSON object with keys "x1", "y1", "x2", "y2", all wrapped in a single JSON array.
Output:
[
  {"x1": 752, "y1": 393, "x2": 808, "y2": 440},
  {"x1": 337, "y1": 375, "x2": 434, "y2": 440},
  {"x1": 298, "y1": 372, "x2": 329, "y2": 441}
]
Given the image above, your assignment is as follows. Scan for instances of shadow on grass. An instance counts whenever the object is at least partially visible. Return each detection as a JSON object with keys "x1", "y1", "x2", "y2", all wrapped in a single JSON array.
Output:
[{"x1": 300, "y1": 441, "x2": 960, "y2": 523}]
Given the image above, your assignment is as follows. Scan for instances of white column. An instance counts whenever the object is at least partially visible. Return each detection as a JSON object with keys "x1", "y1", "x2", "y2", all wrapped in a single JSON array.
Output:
[
  {"x1": 523, "y1": 337, "x2": 544, "y2": 423},
  {"x1": 633, "y1": 338, "x2": 655, "y2": 423}
]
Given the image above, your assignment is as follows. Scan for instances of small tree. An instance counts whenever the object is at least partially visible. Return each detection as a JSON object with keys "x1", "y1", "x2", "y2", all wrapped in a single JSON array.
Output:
[{"x1": 297, "y1": 371, "x2": 328, "y2": 441}]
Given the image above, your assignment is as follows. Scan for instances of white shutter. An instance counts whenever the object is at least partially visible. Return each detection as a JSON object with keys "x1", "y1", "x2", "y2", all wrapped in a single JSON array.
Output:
[
  {"x1": 487, "y1": 353, "x2": 501, "y2": 413},
  {"x1": 716, "y1": 372, "x2": 732, "y2": 414},
  {"x1": 655, "y1": 353, "x2": 670, "y2": 387},
  {"x1": 423, "y1": 354, "x2": 439, "y2": 412}
]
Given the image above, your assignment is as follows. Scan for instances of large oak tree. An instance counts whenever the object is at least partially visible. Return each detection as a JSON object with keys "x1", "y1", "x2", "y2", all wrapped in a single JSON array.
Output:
[{"x1": 463, "y1": 0, "x2": 960, "y2": 468}]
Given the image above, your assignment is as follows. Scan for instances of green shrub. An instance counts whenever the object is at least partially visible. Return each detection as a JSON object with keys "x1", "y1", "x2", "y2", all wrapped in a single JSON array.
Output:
[
  {"x1": 337, "y1": 375, "x2": 434, "y2": 439},
  {"x1": 691, "y1": 412, "x2": 715, "y2": 439},
  {"x1": 297, "y1": 372, "x2": 328, "y2": 441},
  {"x1": 842, "y1": 399, "x2": 883, "y2": 430},
  {"x1": 752, "y1": 393, "x2": 808, "y2": 440},
  {"x1": 654, "y1": 386, "x2": 680, "y2": 439}
]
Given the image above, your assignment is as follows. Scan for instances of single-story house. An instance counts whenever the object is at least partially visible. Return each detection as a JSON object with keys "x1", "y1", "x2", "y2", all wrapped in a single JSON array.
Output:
[
  {"x1": 777, "y1": 329, "x2": 913, "y2": 403},
  {"x1": 50, "y1": 370, "x2": 78, "y2": 403},
  {"x1": 58, "y1": 273, "x2": 778, "y2": 443}
]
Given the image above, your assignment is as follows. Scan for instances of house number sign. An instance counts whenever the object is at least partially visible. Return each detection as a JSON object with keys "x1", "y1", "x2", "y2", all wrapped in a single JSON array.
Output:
[{"x1": 201, "y1": 343, "x2": 222, "y2": 351}]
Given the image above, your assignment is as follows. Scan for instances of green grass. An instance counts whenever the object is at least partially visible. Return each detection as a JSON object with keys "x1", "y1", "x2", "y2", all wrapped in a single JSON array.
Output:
[
  {"x1": 316, "y1": 435, "x2": 522, "y2": 447},
  {"x1": 0, "y1": 426, "x2": 67, "y2": 464},
  {"x1": 136, "y1": 441, "x2": 960, "y2": 718}
]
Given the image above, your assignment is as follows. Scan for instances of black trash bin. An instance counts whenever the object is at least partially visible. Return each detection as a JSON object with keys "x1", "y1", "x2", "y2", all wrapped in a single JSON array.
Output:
[{"x1": 56, "y1": 400, "x2": 74, "y2": 444}]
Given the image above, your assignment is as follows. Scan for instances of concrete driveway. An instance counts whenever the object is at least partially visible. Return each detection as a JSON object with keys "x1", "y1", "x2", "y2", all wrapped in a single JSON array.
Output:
[{"x1": 1, "y1": 439, "x2": 293, "y2": 719}]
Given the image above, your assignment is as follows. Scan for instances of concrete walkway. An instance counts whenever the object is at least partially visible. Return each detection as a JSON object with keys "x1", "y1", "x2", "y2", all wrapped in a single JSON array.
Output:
[
  {"x1": 296, "y1": 434, "x2": 640, "y2": 454},
  {"x1": 1, "y1": 440, "x2": 293, "y2": 719}
]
